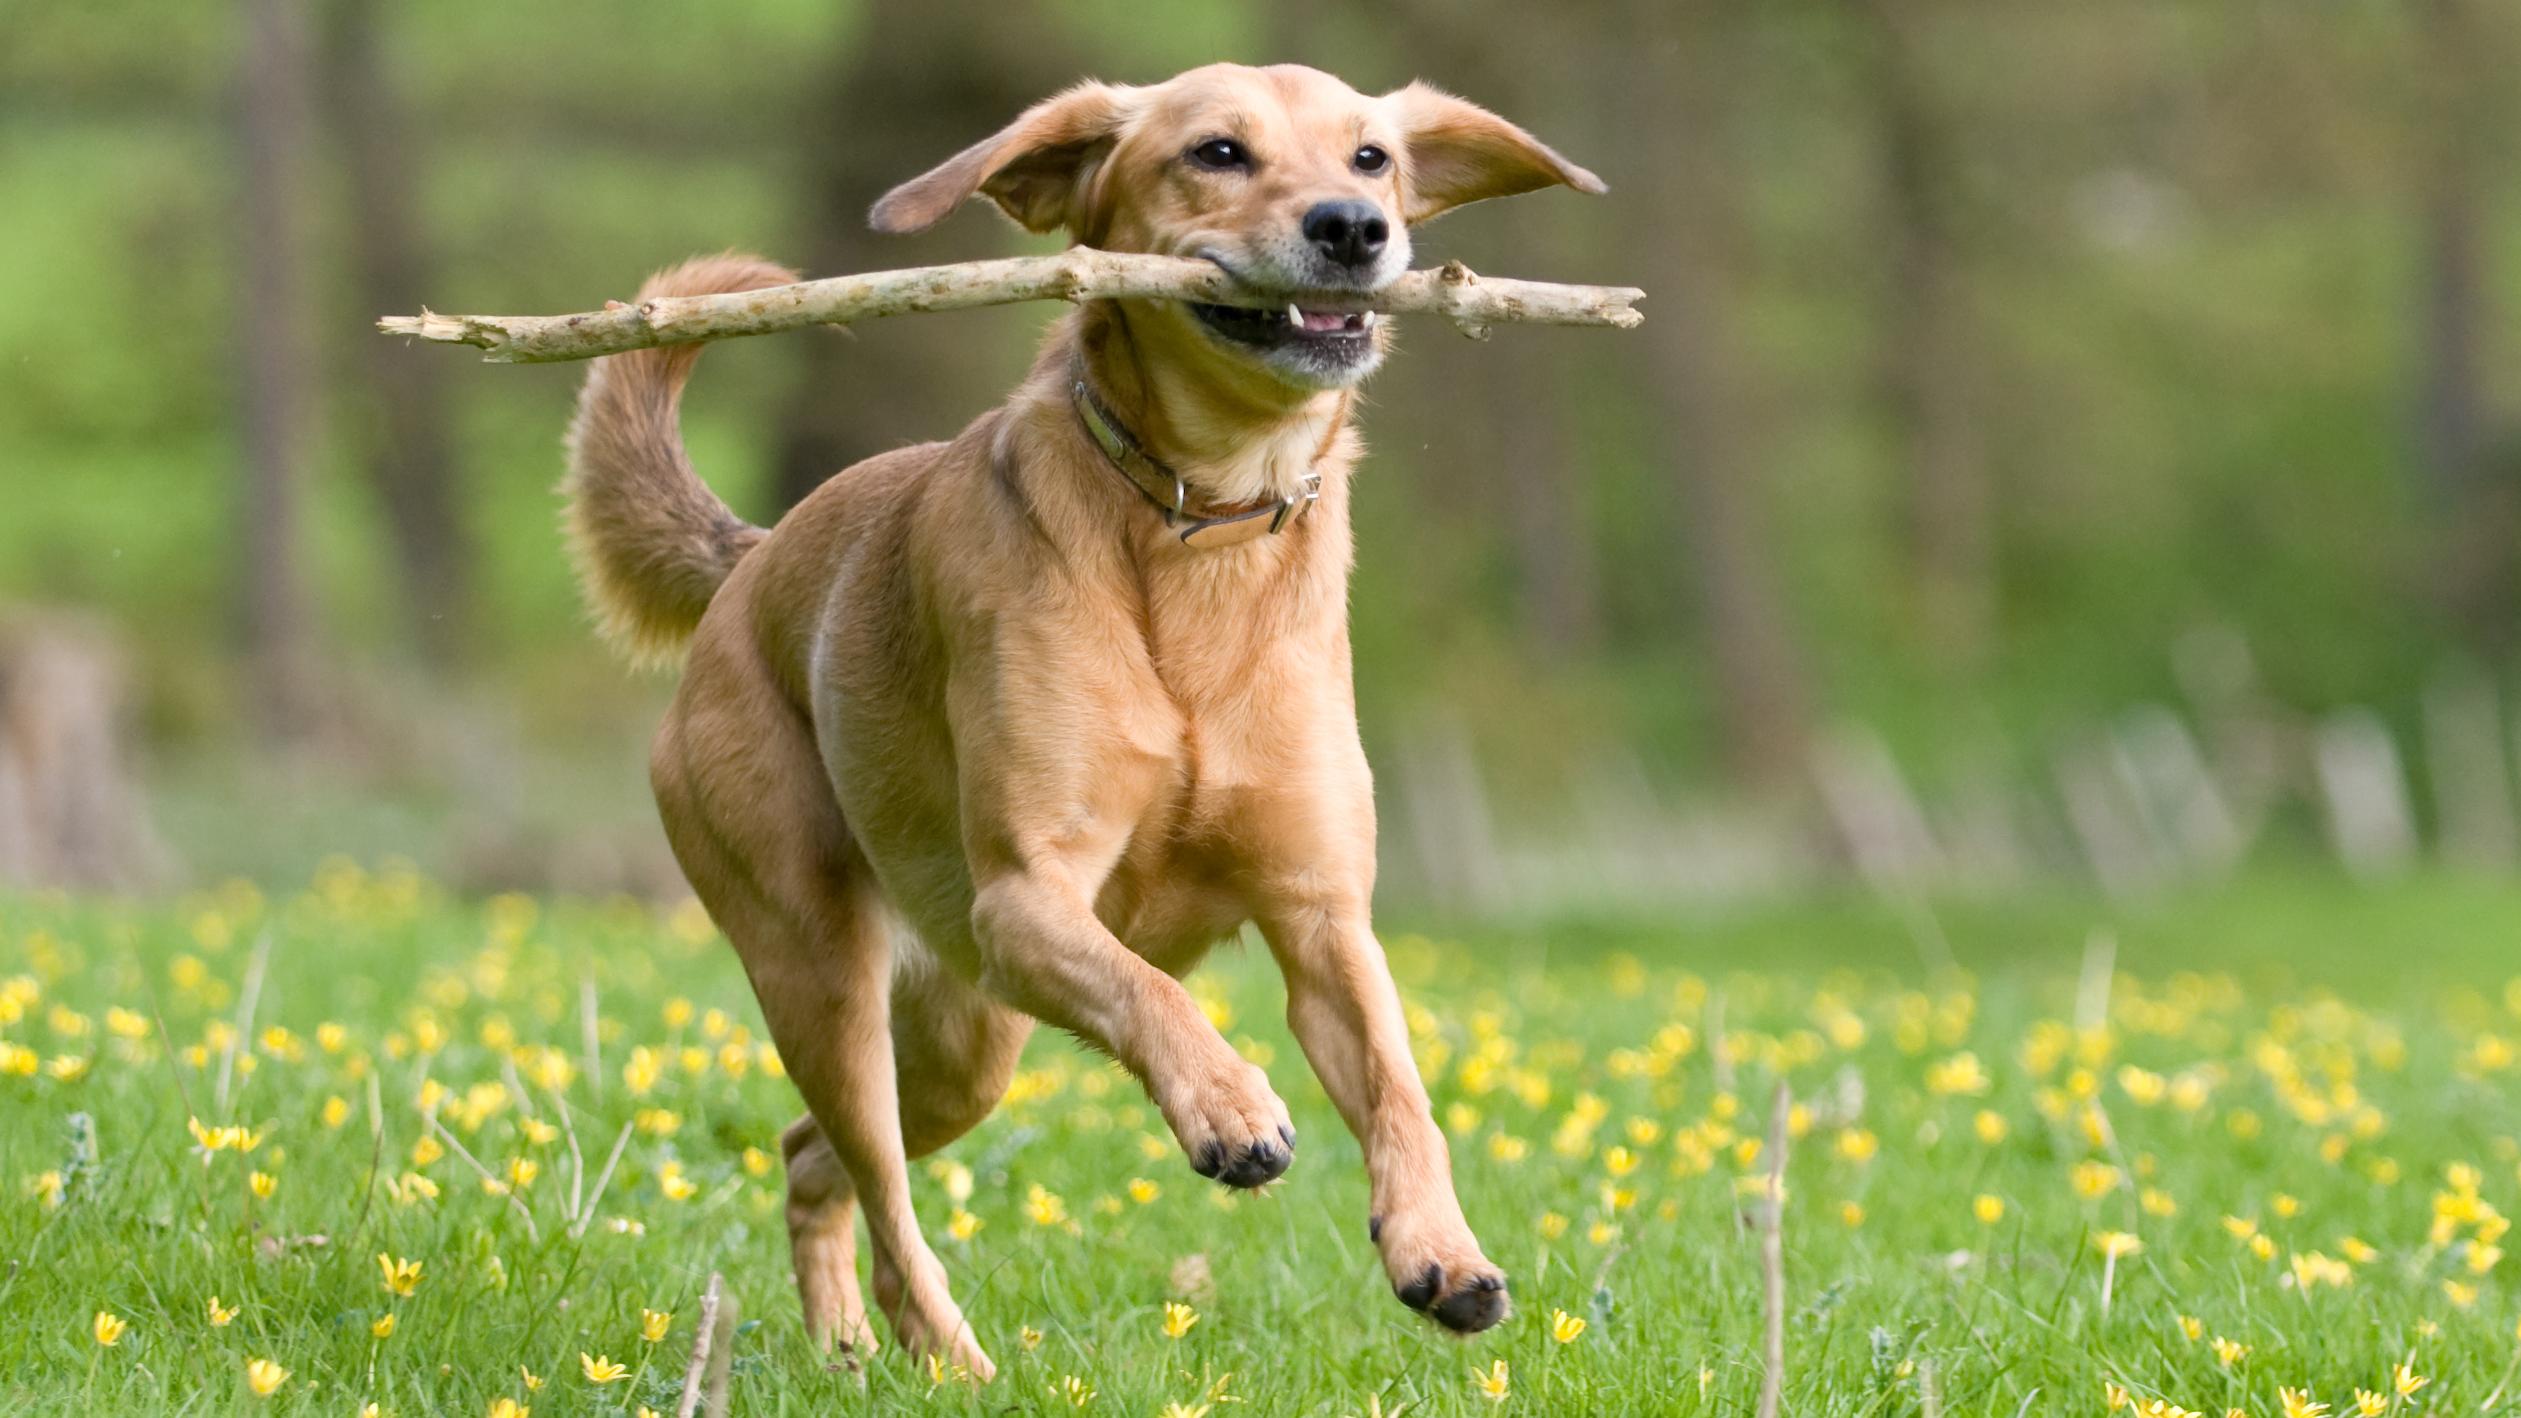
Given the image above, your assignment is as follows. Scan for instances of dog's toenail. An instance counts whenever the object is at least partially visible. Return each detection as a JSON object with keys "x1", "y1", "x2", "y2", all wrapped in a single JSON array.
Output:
[
  {"x1": 1192, "y1": 1140, "x2": 1225, "y2": 1178},
  {"x1": 1279, "y1": 1122, "x2": 1297, "y2": 1150},
  {"x1": 1397, "y1": 1263, "x2": 1441, "y2": 1311},
  {"x1": 1368, "y1": 1215, "x2": 1383, "y2": 1243}
]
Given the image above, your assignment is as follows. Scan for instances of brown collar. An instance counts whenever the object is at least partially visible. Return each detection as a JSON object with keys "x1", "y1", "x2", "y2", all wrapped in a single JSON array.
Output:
[{"x1": 1070, "y1": 365, "x2": 1322, "y2": 550}]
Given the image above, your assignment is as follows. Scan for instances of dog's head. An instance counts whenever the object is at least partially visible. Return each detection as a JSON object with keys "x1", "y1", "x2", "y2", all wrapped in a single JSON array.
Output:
[{"x1": 870, "y1": 63, "x2": 1603, "y2": 391}]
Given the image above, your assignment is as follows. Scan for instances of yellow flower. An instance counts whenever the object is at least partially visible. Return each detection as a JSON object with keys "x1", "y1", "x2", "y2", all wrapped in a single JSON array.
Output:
[
  {"x1": 378, "y1": 1252, "x2": 423, "y2": 1297},
  {"x1": 1025, "y1": 1183, "x2": 1067, "y2": 1227},
  {"x1": 2177, "y1": 1314, "x2": 2203, "y2": 1341},
  {"x1": 1128, "y1": 1177, "x2": 1162, "y2": 1204},
  {"x1": 2280, "y1": 1389, "x2": 2328, "y2": 1418},
  {"x1": 1974, "y1": 1194, "x2": 2006, "y2": 1225},
  {"x1": 1472, "y1": 1358, "x2": 1510, "y2": 1403},
  {"x1": 1055, "y1": 1374, "x2": 1096, "y2": 1407},
  {"x1": 410, "y1": 1135, "x2": 444, "y2": 1168},
  {"x1": 1158, "y1": 1405, "x2": 1213, "y2": 1418},
  {"x1": 1549, "y1": 1308, "x2": 1587, "y2": 1343},
  {"x1": 208, "y1": 1296, "x2": 238, "y2": 1326},
  {"x1": 249, "y1": 1170, "x2": 276, "y2": 1199},
  {"x1": 520, "y1": 1366, "x2": 543, "y2": 1391},
  {"x1": 507, "y1": 1157, "x2": 539, "y2": 1190},
  {"x1": 2349, "y1": 1393, "x2": 2386, "y2": 1417},
  {"x1": 2443, "y1": 1279, "x2": 2479, "y2": 1307},
  {"x1": 1538, "y1": 1211, "x2": 1569, "y2": 1240},
  {"x1": 640, "y1": 1308, "x2": 671, "y2": 1343},
  {"x1": 2073, "y1": 1160, "x2": 2122, "y2": 1200},
  {"x1": 2095, "y1": 1230, "x2": 2143, "y2": 1259},
  {"x1": 372, "y1": 1313, "x2": 396, "y2": 1339},
  {"x1": 2393, "y1": 1365, "x2": 2429, "y2": 1398},
  {"x1": 657, "y1": 1162, "x2": 697, "y2": 1202},
  {"x1": 322, "y1": 1096, "x2": 351, "y2": 1129},
  {"x1": 2105, "y1": 1380, "x2": 2131, "y2": 1411},
  {"x1": 1834, "y1": 1128, "x2": 1878, "y2": 1164},
  {"x1": 1927, "y1": 1051, "x2": 1990, "y2": 1096},
  {"x1": 1020, "y1": 1325, "x2": 1044, "y2": 1351},
  {"x1": 1162, "y1": 1301, "x2": 1200, "y2": 1339},
  {"x1": 1974, "y1": 1109, "x2": 2009, "y2": 1145},
  {"x1": 2211, "y1": 1336, "x2": 2248, "y2": 1367},
  {"x1": 741, "y1": 1146, "x2": 773, "y2": 1178},
  {"x1": 486, "y1": 1401, "x2": 530, "y2": 1418},
  {"x1": 93, "y1": 1310, "x2": 128, "y2": 1346},
  {"x1": 1839, "y1": 1201, "x2": 1865, "y2": 1228},
  {"x1": 246, "y1": 1358, "x2": 289, "y2": 1397},
  {"x1": 947, "y1": 1207, "x2": 983, "y2": 1241}
]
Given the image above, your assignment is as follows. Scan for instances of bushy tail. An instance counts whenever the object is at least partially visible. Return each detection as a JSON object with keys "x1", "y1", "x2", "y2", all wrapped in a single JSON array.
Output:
[{"x1": 560, "y1": 252, "x2": 800, "y2": 666}]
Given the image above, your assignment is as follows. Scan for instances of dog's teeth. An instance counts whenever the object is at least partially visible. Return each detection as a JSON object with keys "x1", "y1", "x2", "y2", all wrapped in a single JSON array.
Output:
[
  {"x1": 1360, "y1": 310, "x2": 1379, "y2": 330},
  {"x1": 1286, "y1": 303, "x2": 1303, "y2": 327}
]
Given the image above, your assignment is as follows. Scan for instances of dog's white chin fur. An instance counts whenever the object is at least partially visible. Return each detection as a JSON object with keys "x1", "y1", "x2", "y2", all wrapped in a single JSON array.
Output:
[{"x1": 1256, "y1": 339, "x2": 1386, "y2": 391}]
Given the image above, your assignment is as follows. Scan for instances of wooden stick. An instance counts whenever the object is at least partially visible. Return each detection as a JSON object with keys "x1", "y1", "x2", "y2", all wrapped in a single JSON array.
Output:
[
  {"x1": 1757, "y1": 1079, "x2": 1791, "y2": 1418},
  {"x1": 378, "y1": 248, "x2": 1645, "y2": 363},
  {"x1": 675, "y1": 1272, "x2": 737, "y2": 1418}
]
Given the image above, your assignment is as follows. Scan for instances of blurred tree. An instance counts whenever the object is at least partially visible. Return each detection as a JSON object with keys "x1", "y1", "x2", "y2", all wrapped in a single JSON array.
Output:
[
  {"x1": 322, "y1": 0, "x2": 470, "y2": 667},
  {"x1": 1857, "y1": 0, "x2": 1991, "y2": 670},
  {"x1": 236, "y1": 0, "x2": 318, "y2": 736},
  {"x1": 1374, "y1": 0, "x2": 1602, "y2": 661},
  {"x1": 769, "y1": 6, "x2": 1080, "y2": 511},
  {"x1": 2413, "y1": 0, "x2": 2515, "y2": 653},
  {"x1": 1624, "y1": 11, "x2": 1816, "y2": 790}
]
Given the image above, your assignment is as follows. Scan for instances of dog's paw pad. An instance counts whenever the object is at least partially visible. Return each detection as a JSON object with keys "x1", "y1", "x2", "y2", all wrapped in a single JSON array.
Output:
[
  {"x1": 1397, "y1": 1263, "x2": 1441, "y2": 1312},
  {"x1": 1431, "y1": 1272, "x2": 1510, "y2": 1333},
  {"x1": 1212, "y1": 1135, "x2": 1291, "y2": 1189}
]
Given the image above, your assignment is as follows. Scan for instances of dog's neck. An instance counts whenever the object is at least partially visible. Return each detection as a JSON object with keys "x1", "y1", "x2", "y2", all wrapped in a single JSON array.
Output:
[{"x1": 1075, "y1": 305, "x2": 1351, "y2": 510}]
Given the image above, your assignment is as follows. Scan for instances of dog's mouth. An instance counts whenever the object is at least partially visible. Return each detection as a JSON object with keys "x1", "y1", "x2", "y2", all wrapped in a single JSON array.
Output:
[{"x1": 1188, "y1": 300, "x2": 1379, "y2": 353}]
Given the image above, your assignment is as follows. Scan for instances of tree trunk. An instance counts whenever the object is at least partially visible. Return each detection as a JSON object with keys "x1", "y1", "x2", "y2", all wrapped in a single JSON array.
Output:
[
  {"x1": 770, "y1": 8, "x2": 1078, "y2": 512},
  {"x1": 1860, "y1": 0, "x2": 1991, "y2": 669},
  {"x1": 1627, "y1": 17, "x2": 1816, "y2": 791},
  {"x1": 2414, "y1": 0, "x2": 2514, "y2": 651},
  {"x1": 236, "y1": 0, "x2": 319, "y2": 736},
  {"x1": 321, "y1": 0, "x2": 471, "y2": 667}
]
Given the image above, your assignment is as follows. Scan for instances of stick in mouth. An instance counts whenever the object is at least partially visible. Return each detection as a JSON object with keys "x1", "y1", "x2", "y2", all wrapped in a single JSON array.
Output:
[{"x1": 379, "y1": 248, "x2": 1643, "y2": 364}]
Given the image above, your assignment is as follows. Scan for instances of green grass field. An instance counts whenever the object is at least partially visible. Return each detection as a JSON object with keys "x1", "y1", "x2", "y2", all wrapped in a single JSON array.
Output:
[{"x1": 6, "y1": 865, "x2": 2521, "y2": 1416}]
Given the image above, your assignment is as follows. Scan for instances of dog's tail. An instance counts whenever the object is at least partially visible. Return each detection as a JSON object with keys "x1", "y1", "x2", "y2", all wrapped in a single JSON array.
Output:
[{"x1": 560, "y1": 252, "x2": 801, "y2": 666}]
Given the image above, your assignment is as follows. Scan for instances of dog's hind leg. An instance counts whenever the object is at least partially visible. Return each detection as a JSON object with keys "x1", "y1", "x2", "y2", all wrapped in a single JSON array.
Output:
[
  {"x1": 780, "y1": 1115, "x2": 875, "y2": 1355},
  {"x1": 654, "y1": 634, "x2": 994, "y2": 1380}
]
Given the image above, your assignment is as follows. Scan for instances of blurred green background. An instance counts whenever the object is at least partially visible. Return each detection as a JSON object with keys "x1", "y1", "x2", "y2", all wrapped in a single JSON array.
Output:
[{"x1": 5, "y1": 0, "x2": 2519, "y2": 911}]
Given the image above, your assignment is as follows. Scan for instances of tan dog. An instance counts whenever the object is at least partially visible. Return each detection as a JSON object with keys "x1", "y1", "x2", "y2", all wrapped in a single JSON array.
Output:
[{"x1": 562, "y1": 62, "x2": 1601, "y2": 1376}]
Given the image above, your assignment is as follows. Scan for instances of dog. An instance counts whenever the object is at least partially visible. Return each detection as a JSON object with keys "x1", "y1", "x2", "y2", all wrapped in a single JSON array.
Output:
[{"x1": 562, "y1": 62, "x2": 1601, "y2": 1376}]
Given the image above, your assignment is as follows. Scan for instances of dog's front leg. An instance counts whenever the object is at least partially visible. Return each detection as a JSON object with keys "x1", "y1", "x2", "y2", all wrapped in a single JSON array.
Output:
[
  {"x1": 971, "y1": 870, "x2": 1296, "y2": 1187},
  {"x1": 1260, "y1": 897, "x2": 1510, "y2": 1333}
]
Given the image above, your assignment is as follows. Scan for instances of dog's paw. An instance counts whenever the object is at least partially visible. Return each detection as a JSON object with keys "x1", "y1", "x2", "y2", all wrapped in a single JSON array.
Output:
[
  {"x1": 1377, "y1": 1213, "x2": 1510, "y2": 1333},
  {"x1": 1192, "y1": 1121, "x2": 1297, "y2": 1188},
  {"x1": 1165, "y1": 1060, "x2": 1295, "y2": 1190},
  {"x1": 1396, "y1": 1262, "x2": 1511, "y2": 1333}
]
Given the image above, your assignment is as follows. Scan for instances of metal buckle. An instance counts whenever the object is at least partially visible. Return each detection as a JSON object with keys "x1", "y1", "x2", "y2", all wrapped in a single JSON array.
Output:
[{"x1": 1269, "y1": 472, "x2": 1322, "y2": 534}]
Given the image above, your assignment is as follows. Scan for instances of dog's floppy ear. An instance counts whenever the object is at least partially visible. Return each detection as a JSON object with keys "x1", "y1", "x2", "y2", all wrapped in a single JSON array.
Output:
[
  {"x1": 869, "y1": 81, "x2": 1136, "y2": 236},
  {"x1": 1384, "y1": 82, "x2": 1605, "y2": 224}
]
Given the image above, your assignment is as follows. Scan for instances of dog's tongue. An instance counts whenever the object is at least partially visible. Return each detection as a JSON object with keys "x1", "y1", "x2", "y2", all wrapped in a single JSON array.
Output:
[{"x1": 1297, "y1": 308, "x2": 1349, "y2": 333}]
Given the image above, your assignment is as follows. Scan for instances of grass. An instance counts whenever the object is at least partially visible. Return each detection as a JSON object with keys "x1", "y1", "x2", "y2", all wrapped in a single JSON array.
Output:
[{"x1": 5, "y1": 865, "x2": 2521, "y2": 1415}]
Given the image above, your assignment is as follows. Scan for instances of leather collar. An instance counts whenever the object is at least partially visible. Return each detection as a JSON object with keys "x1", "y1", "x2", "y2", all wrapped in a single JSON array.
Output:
[{"x1": 1070, "y1": 364, "x2": 1321, "y2": 550}]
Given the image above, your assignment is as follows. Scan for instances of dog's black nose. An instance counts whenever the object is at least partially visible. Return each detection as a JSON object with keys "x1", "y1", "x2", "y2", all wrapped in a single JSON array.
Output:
[{"x1": 1302, "y1": 200, "x2": 1389, "y2": 271}]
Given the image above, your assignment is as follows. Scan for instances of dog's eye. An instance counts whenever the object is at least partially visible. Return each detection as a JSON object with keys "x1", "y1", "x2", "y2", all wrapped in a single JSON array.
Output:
[
  {"x1": 1353, "y1": 144, "x2": 1390, "y2": 174},
  {"x1": 1188, "y1": 138, "x2": 1250, "y2": 171}
]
